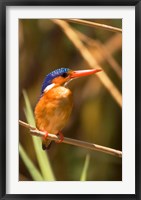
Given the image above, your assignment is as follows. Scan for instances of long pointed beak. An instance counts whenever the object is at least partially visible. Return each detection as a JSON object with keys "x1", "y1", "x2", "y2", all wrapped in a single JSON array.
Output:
[{"x1": 70, "y1": 68, "x2": 102, "y2": 78}]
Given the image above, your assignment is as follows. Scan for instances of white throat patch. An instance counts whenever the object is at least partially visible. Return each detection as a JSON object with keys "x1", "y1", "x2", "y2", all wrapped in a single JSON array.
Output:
[{"x1": 44, "y1": 83, "x2": 56, "y2": 93}]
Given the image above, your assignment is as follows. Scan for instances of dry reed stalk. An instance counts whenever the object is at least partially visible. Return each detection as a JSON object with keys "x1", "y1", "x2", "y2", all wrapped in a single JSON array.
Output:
[
  {"x1": 66, "y1": 19, "x2": 122, "y2": 33},
  {"x1": 52, "y1": 19, "x2": 122, "y2": 107},
  {"x1": 19, "y1": 120, "x2": 122, "y2": 158},
  {"x1": 76, "y1": 31, "x2": 122, "y2": 79}
]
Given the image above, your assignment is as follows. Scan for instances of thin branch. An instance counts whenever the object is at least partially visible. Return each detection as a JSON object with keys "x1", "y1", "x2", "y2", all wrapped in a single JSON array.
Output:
[
  {"x1": 19, "y1": 120, "x2": 122, "y2": 158},
  {"x1": 66, "y1": 19, "x2": 122, "y2": 33},
  {"x1": 52, "y1": 19, "x2": 122, "y2": 107}
]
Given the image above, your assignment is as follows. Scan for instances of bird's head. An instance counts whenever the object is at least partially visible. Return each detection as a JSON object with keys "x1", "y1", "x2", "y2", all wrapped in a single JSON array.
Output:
[{"x1": 41, "y1": 68, "x2": 102, "y2": 94}]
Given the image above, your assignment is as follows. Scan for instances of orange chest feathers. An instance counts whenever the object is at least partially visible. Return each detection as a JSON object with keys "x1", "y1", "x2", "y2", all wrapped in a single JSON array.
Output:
[{"x1": 34, "y1": 86, "x2": 73, "y2": 134}]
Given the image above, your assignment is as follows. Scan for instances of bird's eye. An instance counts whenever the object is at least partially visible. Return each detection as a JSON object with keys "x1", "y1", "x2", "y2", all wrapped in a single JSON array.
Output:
[{"x1": 62, "y1": 72, "x2": 68, "y2": 78}]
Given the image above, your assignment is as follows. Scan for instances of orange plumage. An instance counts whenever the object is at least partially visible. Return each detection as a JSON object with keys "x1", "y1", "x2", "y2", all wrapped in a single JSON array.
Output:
[
  {"x1": 34, "y1": 85, "x2": 73, "y2": 149},
  {"x1": 34, "y1": 68, "x2": 102, "y2": 150}
]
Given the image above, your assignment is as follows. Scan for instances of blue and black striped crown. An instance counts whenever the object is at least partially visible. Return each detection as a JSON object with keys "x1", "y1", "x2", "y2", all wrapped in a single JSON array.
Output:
[{"x1": 41, "y1": 68, "x2": 70, "y2": 94}]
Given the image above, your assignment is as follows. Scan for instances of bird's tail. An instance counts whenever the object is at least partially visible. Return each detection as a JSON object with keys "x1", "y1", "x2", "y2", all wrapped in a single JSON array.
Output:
[{"x1": 42, "y1": 139, "x2": 52, "y2": 150}]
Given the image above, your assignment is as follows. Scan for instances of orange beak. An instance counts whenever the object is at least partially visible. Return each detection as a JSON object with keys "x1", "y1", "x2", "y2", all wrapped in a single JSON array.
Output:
[{"x1": 70, "y1": 68, "x2": 102, "y2": 79}]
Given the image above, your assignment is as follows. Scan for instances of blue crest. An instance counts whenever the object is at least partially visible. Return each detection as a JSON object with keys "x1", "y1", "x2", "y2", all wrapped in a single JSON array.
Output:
[{"x1": 41, "y1": 68, "x2": 70, "y2": 94}]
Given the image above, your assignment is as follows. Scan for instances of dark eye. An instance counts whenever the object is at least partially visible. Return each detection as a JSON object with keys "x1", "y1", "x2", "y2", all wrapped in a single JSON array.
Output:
[{"x1": 62, "y1": 72, "x2": 68, "y2": 78}]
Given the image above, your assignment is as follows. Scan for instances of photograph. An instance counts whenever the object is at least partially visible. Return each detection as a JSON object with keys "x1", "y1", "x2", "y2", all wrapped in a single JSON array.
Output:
[{"x1": 19, "y1": 18, "x2": 122, "y2": 181}]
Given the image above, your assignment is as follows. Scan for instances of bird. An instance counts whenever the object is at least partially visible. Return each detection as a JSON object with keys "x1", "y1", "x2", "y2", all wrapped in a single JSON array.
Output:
[{"x1": 34, "y1": 67, "x2": 102, "y2": 150}]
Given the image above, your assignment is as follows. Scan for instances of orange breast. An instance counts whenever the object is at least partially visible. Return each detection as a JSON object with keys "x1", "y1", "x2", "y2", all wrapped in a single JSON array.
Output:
[{"x1": 34, "y1": 86, "x2": 73, "y2": 134}]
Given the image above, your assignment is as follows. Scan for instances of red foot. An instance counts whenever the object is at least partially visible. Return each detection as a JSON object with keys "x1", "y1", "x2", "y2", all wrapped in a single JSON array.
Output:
[
  {"x1": 55, "y1": 132, "x2": 64, "y2": 143},
  {"x1": 42, "y1": 131, "x2": 48, "y2": 141}
]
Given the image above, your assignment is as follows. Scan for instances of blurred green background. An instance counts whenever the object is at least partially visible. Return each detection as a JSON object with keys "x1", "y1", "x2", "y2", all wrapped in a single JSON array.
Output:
[{"x1": 19, "y1": 19, "x2": 122, "y2": 181}]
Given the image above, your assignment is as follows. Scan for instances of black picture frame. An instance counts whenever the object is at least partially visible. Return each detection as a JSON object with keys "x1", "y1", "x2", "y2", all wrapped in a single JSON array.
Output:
[{"x1": 0, "y1": 0, "x2": 141, "y2": 199}]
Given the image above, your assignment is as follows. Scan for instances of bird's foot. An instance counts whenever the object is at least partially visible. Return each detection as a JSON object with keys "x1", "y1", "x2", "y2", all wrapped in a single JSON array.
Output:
[
  {"x1": 42, "y1": 131, "x2": 49, "y2": 141},
  {"x1": 55, "y1": 131, "x2": 64, "y2": 143}
]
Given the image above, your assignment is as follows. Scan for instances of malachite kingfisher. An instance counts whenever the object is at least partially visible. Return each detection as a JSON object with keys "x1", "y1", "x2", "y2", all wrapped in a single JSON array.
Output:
[{"x1": 34, "y1": 68, "x2": 102, "y2": 150}]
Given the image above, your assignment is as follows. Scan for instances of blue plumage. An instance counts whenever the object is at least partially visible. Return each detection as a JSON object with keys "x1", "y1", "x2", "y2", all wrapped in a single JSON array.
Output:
[{"x1": 41, "y1": 68, "x2": 70, "y2": 94}]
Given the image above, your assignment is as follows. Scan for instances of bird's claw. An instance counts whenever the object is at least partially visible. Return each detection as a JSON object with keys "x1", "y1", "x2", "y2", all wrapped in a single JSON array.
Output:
[
  {"x1": 56, "y1": 132, "x2": 64, "y2": 143},
  {"x1": 43, "y1": 131, "x2": 48, "y2": 141}
]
